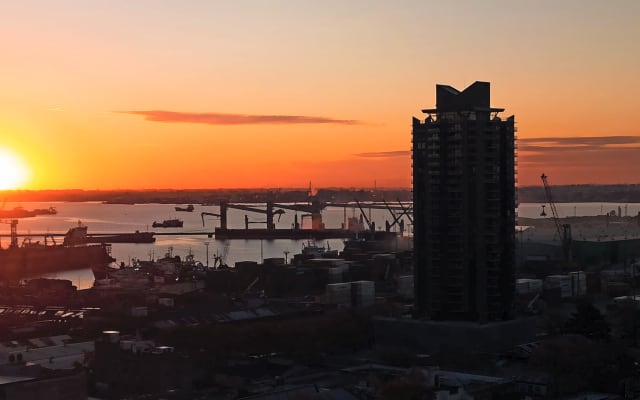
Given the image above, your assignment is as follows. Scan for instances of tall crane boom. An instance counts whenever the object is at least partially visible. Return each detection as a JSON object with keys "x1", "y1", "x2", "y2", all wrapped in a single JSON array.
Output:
[
  {"x1": 540, "y1": 173, "x2": 563, "y2": 241},
  {"x1": 354, "y1": 200, "x2": 375, "y2": 232},
  {"x1": 541, "y1": 173, "x2": 572, "y2": 264},
  {"x1": 201, "y1": 212, "x2": 221, "y2": 227}
]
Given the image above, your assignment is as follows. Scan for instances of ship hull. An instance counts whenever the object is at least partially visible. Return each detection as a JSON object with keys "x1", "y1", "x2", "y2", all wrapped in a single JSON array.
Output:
[
  {"x1": 0, "y1": 244, "x2": 114, "y2": 281},
  {"x1": 82, "y1": 232, "x2": 155, "y2": 244},
  {"x1": 152, "y1": 219, "x2": 183, "y2": 228}
]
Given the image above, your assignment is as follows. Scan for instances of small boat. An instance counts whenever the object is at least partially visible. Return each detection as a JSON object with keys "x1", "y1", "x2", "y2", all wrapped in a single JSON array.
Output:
[
  {"x1": 152, "y1": 219, "x2": 184, "y2": 228},
  {"x1": 301, "y1": 240, "x2": 339, "y2": 258},
  {"x1": 94, "y1": 248, "x2": 207, "y2": 288},
  {"x1": 175, "y1": 204, "x2": 194, "y2": 212}
]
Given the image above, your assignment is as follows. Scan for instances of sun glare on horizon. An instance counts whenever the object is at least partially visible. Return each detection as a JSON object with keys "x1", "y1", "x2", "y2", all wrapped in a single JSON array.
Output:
[{"x1": 0, "y1": 148, "x2": 30, "y2": 190}]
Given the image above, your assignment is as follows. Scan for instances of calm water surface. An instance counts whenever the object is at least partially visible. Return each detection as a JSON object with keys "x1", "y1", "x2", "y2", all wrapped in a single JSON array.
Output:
[{"x1": 2, "y1": 201, "x2": 639, "y2": 289}]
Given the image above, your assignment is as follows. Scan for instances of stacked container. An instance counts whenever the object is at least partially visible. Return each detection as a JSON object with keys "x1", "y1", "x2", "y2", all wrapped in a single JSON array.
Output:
[
  {"x1": 327, "y1": 265, "x2": 347, "y2": 283},
  {"x1": 516, "y1": 278, "x2": 543, "y2": 294},
  {"x1": 396, "y1": 275, "x2": 414, "y2": 299},
  {"x1": 325, "y1": 283, "x2": 351, "y2": 306},
  {"x1": 545, "y1": 275, "x2": 572, "y2": 298},
  {"x1": 569, "y1": 271, "x2": 587, "y2": 297},
  {"x1": 351, "y1": 280, "x2": 375, "y2": 307}
]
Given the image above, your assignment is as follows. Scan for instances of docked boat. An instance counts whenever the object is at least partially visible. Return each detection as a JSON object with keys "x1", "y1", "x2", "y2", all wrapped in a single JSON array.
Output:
[
  {"x1": 175, "y1": 204, "x2": 194, "y2": 212},
  {"x1": 152, "y1": 219, "x2": 183, "y2": 228},
  {"x1": 93, "y1": 248, "x2": 206, "y2": 289},
  {"x1": 301, "y1": 240, "x2": 339, "y2": 258},
  {"x1": 0, "y1": 221, "x2": 114, "y2": 282},
  {"x1": 62, "y1": 223, "x2": 155, "y2": 245},
  {"x1": 86, "y1": 231, "x2": 156, "y2": 244}
]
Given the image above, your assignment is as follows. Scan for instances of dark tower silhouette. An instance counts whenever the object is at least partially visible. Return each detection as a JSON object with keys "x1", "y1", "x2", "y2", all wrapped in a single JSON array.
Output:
[{"x1": 412, "y1": 81, "x2": 516, "y2": 322}]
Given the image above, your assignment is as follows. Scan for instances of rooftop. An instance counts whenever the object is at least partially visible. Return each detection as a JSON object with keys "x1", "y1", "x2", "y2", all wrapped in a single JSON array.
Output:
[{"x1": 420, "y1": 81, "x2": 504, "y2": 113}]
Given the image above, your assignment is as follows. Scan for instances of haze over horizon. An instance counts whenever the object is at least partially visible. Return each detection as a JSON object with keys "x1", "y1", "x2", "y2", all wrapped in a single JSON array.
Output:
[{"x1": 1, "y1": 1, "x2": 639, "y2": 190}]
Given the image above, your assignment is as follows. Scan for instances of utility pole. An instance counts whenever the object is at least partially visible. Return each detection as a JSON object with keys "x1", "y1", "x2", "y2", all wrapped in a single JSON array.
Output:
[{"x1": 204, "y1": 241, "x2": 210, "y2": 268}]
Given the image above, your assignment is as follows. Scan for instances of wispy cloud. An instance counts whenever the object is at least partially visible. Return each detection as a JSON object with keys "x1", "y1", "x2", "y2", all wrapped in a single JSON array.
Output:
[
  {"x1": 348, "y1": 136, "x2": 640, "y2": 185},
  {"x1": 516, "y1": 136, "x2": 640, "y2": 184},
  {"x1": 355, "y1": 150, "x2": 410, "y2": 158},
  {"x1": 519, "y1": 136, "x2": 640, "y2": 152},
  {"x1": 117, "y1": 110, "x2": 360, "y2": 125},
  {"x1": 351, "y1": 136, "x2": 640, "y2": 159}
]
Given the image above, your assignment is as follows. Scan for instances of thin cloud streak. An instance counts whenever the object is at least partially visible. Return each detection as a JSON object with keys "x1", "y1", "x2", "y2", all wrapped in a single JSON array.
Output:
[
  {"x1": 519, "y1": 136, "x2": 640, "y2": 152},
  {"x1": 352, "y1": 136, "x2": 640, "y2": 159},
  {"x1": 355, "y1": 150, "x2": 410, "y2": 158},
  {"x1": 516, "y1": 136, "x2": 640, "y2": 185},
  {"x1": 117, "y1": 110, "x2": 361, "y2": 125}
]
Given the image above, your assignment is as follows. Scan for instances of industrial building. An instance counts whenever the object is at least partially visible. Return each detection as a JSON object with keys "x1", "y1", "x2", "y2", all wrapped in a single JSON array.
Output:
[{"x1": 412, "y1": 81, "x2": 516, "y2": 321}]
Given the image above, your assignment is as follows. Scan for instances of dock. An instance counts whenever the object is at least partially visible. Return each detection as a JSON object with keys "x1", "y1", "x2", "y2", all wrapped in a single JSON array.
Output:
[
  {"x1": 0, "y1": 232, "x2": 158, "y2": 244},
  {"x1": 213, "y1": 228, "x2": 399, "y2": 241},
  {"x1": 1, "y1": 229, "x2": 398, "y2": 242},
  {"x1": 213, "y1": 228, "x2": 357, "y2": 240}
]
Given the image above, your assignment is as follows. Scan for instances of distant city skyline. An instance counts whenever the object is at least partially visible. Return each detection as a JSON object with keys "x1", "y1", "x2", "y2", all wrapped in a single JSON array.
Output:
[{"x1": 1, "y1": 1, "x2": 639, "y2": 190}]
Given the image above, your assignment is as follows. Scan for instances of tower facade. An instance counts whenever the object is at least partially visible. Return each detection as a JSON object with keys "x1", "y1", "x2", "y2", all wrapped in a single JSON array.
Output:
[{"x1": 412, "y1": 81, "x2": 516, "y2": 321}]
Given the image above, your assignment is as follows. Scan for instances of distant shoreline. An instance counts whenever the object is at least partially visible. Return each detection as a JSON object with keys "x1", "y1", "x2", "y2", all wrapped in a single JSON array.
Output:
[{"x1": 3, "y1": 184, "x2": 640, "y2": 203}]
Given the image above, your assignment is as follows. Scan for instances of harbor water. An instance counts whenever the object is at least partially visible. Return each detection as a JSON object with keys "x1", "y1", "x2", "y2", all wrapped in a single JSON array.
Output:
[{"x1": 2, "y1": 201, "x2": 640, "y2": 289}]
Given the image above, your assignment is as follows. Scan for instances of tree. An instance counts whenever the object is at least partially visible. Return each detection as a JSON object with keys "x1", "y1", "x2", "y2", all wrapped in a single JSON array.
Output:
[
  {"x1": 610, "y1": 300, "x2": 640, "y2": 346},
  {"x1": 564, "y1": 300, "x2": 610, "y2": 341},
  {"x1": 529, "y1": 336, "x2": 637, "y2": 394},
  {"x1": 377, "y1": 369, "x2": 434, "y2": 400}
]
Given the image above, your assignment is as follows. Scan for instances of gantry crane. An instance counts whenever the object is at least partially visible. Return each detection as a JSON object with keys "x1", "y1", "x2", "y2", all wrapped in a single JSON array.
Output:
[
  {"x1": 382, "y1": 199, "x2": 410, "y2": 234},
  {"x1": 273, "y1": 201, "x2": 325, "y2": 230},
  {"x1": 0, "y1": 219, "x2": 18, "y2": 248},
  {"x1": 355, "y1": 200, "x2": 376, "y2": 233},
  {"x1": 540, "y1": 173, "x2": 572, "y2": 264},
  {"x1": 201, "y1": 212, "x2": 221, "y2": 227},
  {"x1": 218, "y1": 202, "x2": 284, "y2": 231}
]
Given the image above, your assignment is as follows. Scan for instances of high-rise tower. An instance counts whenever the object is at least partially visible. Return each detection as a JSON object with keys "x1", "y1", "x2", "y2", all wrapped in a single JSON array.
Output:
[{"x1": 412, "y1": 81, "x2": 516, "y2": 322}]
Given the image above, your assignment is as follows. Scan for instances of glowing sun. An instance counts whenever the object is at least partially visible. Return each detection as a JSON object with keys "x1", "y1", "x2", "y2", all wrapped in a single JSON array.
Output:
[{"x1": 0, "y1": 148, "x2": 30, "y2": 190}]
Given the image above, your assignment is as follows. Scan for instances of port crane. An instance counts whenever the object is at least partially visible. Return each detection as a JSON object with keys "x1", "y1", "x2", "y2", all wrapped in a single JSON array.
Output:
[
  {"x1": 541, "y1": 173, "x2": 572, "y2": 264},
  {"x1": 0, "y1": 219, "x2": 18, "y2": 248},
  {"x1": 273, "y1": 202, "x2": 325, "y2": 230},
  {"x1": 355, "y1": 200, "x2": 376, "y2": 234},
  {"x1": 382, "y1": 200, "x2": 409, "y2": 234},
  {"x1": 329, "y1": 200, "x2": 412, "y2": 234},
  {"x1": 200, "y1": 212, "x2": 221, "y2": 227},
  {"x1": 219, "y1": 202, "x2": 285, "y2": 230}
]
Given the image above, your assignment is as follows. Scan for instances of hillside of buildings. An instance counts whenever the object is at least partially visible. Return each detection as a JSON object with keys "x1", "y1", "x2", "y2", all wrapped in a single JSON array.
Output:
[{"x1": 517, "y1": 184, "x2": 640, "y2": 203}]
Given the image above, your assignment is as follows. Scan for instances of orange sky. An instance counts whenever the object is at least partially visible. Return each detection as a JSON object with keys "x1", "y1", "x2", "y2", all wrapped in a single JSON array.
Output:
[{"x1": 1, "y1": 1, "x2": 639, "y2": 190}]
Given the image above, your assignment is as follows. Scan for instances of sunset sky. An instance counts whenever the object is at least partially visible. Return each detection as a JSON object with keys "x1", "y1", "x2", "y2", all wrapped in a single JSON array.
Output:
[{"x1": 1, "y1": 1, "x2": 639, "y2": 190}]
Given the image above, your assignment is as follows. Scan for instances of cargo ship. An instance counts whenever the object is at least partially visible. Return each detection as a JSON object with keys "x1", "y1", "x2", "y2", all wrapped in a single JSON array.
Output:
[
  {"x1": 152, "y1": 219, "x2": 183, "y2": 228},
  {"x1": 62, "y1": 224, "x2": 155, "y2": 244},
  {"x1": 0, "y1": 222, "x2": 114, "y2": 282},
  {"x1": 175, "y1": 204, "x2": 194, "y2": 212}
]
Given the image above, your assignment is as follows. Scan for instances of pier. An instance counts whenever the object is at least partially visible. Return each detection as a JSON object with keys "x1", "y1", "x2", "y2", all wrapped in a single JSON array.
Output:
[
  {"x1": 0, "y1": 229, "x2": 401, "y2": 241},
  {"x1": 213, "y1": 228, "x2": 357, "y2": 240}
]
